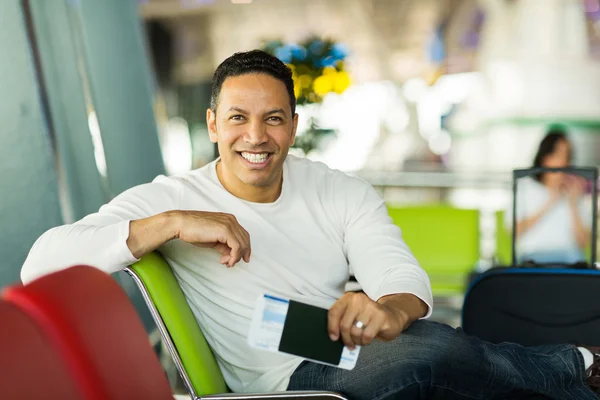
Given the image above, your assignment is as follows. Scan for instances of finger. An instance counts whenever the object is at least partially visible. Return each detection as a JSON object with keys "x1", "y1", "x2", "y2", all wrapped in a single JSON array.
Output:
[
  {"x1": 217, "y1": 229, "x2": 241, "y2": 267},
  {"x1": 220, "y1": 254, "x2": 231, "y2": 266},
  {"x1": 362, "y1": 312, "x2": 386, "y2": 345},
  {"x1": 350, "y1": 313, "x2": 371, "y2": 346},
  {"x1": 237, "y1": 226, "x2": 251, "y2": 263},
  {"x1": 327, "y1": 300, "x2": 347, "y2": 342},
  {"x1": 213, "y1": 242, "x2": 230, "y2": 256},
  {"x1": 243, "y1": 245, "x2": 251, "y2": 263},
  {"x1": 339, "y1": 306, "x2": 360, "y2": 350},
  {"x1": 226, "y1": 240, "x2": 242, "y2": 267},
  {"x1": 228, "y1": 223, "x2": 250, "y2": 264}
]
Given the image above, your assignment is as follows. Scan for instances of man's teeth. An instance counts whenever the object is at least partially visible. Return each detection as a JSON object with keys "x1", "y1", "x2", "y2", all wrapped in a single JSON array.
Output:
[{"x1": 241, "y1": 152, "x2": 269, "y2": 163}]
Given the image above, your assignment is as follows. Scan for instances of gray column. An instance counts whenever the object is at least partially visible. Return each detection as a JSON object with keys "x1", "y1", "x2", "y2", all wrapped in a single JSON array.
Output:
[
  {"x1": 0, "y1": 1, "x2": 63, "y2": 286},
  {"x1": 28, "y1": 0, "x2": 108, "y2": 221},
  {"x1": 69, "y1": 0, "x2": 165, "y2": 196}
]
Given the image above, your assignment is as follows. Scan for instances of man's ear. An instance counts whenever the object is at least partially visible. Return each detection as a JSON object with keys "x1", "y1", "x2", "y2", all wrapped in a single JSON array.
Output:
[
  {"x1": 207, "y1": 108, "x2": 218, "y2": 143},
  {"x1": 290, "y1": 113, "x2": 299, "y2": 146}
]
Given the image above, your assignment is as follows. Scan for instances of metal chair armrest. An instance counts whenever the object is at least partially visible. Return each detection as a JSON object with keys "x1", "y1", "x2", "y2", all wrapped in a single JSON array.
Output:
[{"x1": 200, "y1": 391, "x2": 348, "y2": 399}]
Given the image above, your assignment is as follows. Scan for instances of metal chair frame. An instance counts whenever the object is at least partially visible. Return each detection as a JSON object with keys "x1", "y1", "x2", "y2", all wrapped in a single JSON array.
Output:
[{"x1": 125, "y1": 267, "x2": 349, "y2": 400}]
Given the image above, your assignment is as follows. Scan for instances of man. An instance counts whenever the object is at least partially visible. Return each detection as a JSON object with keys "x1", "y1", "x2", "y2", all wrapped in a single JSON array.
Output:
[{"x1": 22, "y1": 50, "x2": 600, "y2": 399}]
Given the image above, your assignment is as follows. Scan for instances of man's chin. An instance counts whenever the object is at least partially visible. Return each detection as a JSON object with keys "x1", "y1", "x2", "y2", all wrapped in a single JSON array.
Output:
[{"x1": 238, "y1": 175, "x2": 275, "y2": 188}]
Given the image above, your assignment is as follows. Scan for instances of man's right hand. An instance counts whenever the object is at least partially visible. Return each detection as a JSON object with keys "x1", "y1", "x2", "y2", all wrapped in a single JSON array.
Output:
[
  {"x1": 127, "y1": 210, "x2": 251, "y2": 267},
  {"x1": 175, "y1": 211, "x2": 251, "y2": 267}
]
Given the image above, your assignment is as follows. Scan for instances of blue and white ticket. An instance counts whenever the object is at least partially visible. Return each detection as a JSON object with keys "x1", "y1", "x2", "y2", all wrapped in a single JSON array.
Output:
[{"x1": 247, "y1": 294, "x2": 360, "y2": 370}]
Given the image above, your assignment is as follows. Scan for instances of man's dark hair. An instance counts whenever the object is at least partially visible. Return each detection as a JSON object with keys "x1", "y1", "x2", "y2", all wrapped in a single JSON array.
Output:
[
  {"x1": 210, "y1": 50, "x2": 296, "y2": 115},
  {"x1": 532, "y1": 127, "x2": 572, "y2": 182}
]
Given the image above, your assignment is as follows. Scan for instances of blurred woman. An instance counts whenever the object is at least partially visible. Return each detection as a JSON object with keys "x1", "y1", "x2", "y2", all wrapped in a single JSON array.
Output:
[{"x1": 513, "y1": 129, "x2": 591, "y2": 264}]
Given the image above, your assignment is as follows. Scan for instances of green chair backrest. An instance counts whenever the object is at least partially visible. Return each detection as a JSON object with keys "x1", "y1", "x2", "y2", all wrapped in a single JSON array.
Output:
[
  {"x1": 495, "y1": 210, "x2": 512, "y2": 266},
  {"x1": 387, "y1": 205, "x2": 480, "y2": 295},
  {"x1": 130, "y1": 252, "x2": 228, "y2": 396}
]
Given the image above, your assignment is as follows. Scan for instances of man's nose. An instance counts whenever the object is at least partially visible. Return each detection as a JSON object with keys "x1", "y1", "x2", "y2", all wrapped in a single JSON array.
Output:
[{"x1": 244, "y1": 120, "x2": 268, "y2": 146}]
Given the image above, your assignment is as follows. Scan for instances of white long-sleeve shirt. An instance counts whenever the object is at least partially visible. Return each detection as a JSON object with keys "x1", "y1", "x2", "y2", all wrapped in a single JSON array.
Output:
[{"x1": 22, "y1": 155, "x2": 433, "y2": 393}]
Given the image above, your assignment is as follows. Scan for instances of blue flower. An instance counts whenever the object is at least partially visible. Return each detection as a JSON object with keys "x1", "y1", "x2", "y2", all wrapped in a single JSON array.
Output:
[
  {"x1": 290, "y1": 44, "x2": 307, "y2": 61},
  {"x1": 321, "y1": 56, "x2": 337, "y2": 67},
  {"x1": 331, "y1": 43, "x2": 348, "y2": 60},
  {"x1": 274, "y1": 46, "x2": 293, "y2": 63},
  {"x1": 308, "y1": 40, "x2": 325, "y2": 56}
]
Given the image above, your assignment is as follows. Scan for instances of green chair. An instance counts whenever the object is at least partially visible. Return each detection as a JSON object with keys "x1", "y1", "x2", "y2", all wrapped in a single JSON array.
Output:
[
  {"x1": 387, "y1": 205, "x2": 480, "y2": 296},
  {"x1": 495, "y1": 210, "x2": 512, "y2": 266},
  {"x1": 125, "y1": 252, "x2": 348, "y2": 400}
]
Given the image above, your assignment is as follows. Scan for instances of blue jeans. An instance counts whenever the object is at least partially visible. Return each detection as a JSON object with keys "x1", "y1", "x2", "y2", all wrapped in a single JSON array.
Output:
[{"x1": 287, "y1": 320, "x2": 596, "y2": 399}]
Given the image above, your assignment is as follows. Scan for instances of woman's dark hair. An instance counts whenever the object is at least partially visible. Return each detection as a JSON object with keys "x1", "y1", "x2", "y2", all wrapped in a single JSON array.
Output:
[
  {"x1": 210, "y1": 50, "x2": 296, "y2": 115},
  {"x1": 532, "y1": 128, "x2": 572, "y2": 181}
]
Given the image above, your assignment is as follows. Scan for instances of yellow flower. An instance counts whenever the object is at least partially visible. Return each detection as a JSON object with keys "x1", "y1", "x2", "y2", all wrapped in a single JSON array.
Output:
[
  {"x1": 294, "y1": 83, "x2": 302, "y2": 99},
  {"x1": 322, "y1": 66, "x2": 337, "y2": 76},
  {"x1": 313, "y1": 75, "x2": 334, "y2": 97},
  {"x1": 298, "y1": 74, "x2": 313, "y2": 89},
  {"x1": 333, "y1": 71, "x2": 351, "y2": 94}
]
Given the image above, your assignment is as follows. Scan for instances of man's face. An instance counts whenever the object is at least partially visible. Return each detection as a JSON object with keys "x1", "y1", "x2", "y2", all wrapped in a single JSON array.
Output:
[{"x1": 207, "y1": 73, "x2": 297, "y2": 195}]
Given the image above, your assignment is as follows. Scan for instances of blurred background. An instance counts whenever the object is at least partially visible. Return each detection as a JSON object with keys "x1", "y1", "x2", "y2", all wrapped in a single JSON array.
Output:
[{"x1": 2, "y1": 0, "x2": 600, "y2": 357}]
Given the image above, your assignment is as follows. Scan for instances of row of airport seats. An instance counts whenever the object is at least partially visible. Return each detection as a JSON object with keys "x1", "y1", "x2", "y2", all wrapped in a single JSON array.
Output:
[{"x1": 386, "y1": 205, "x2": 513, "y2": 296}]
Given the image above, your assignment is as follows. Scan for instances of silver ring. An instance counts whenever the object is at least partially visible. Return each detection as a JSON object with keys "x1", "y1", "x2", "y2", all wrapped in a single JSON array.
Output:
[{"x1": 354, "y1": 320, "x2": 366, "y2": 329}]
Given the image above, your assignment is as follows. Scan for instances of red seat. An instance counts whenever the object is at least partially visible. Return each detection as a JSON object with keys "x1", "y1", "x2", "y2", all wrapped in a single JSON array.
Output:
[
  {"x1": 0, "y1": 300, "x2": 84, "y2": 399},
  {"x1": 3, "y1": 266, "x2": 173, "y2": 400}
]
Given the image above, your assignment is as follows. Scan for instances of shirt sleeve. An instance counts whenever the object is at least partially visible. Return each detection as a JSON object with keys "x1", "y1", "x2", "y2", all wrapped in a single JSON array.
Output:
[
  {"x1": 21, "y1": 175, "x2": 181, "y2": 283},
  {"x1": 335, "y1": 173, "x2": 433, "y2": 318}
]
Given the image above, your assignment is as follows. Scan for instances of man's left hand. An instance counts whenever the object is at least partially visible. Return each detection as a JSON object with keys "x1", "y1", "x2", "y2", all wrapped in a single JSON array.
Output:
[{"x1": 327, "y1": 292, "x2": 413, "y2": 350}]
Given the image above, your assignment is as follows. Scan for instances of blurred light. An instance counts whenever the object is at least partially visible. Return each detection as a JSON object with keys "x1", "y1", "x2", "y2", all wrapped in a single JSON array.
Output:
[
  {"x1": 403, "y1": 78, "x2": 427, "y2": 103},
  {"x1": 162, "y1": 118, "x2": 192, "y2": 175},
  {"x1": 181, "y1": 0, "x2": 216, "y2": 6},
  {"x1": 585, "y1": 0, "x2": 600, "y2": 13},
  {"x1": 382, "y1": 106, "x2": 409, "y2": 134},
  {"x1": 428, "y1": 130, "x2": 452, "y2": 155},
  {"x1": 417, "y1": 91, "x2": 441, "y2": 139},
  {"x1": 434, "y1": 72, "x2": 480, "y2": 104},
  {"x1": 87, "y1": 111, "x2": 107, "y2": 178},
  {"x1": 315, "y1": 81, "x2": 408, "y2": 171},
  {"x1": 231, "y1": 0, "x2": 252, "y2": 3}
]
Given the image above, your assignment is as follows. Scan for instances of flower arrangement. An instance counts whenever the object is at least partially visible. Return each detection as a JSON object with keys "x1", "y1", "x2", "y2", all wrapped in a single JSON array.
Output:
[
  {"x1": 262, "y1": 37, "x2": 351, "y2": 154},
  {"x1": 262, "y1": 37, "x2": 351, "y2": 104}
]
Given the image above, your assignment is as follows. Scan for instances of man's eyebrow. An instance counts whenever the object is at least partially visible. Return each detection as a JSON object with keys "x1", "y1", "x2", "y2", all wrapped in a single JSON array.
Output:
[
  {"x1": 227, "y1": 107, "x2": 248, "y2": 114},
  {"x1": 264, "y1": 108, "x2": 286, "y2": 116}
]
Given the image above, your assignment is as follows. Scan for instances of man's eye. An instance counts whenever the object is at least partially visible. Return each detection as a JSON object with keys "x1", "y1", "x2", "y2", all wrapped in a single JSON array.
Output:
[
  {"x1": 267, "y1": 116, "x2": 282, "y2": 122},
  {"x1": 231, "y1": 115, "x2": 244, "y2": 121}
]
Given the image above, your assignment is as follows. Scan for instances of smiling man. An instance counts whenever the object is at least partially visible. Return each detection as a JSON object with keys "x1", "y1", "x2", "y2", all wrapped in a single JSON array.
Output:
[{"x1": 21, "y1": 50, "x2": 600, "y2": 399}]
